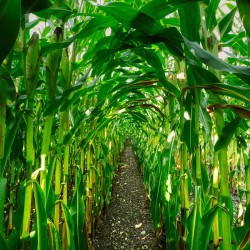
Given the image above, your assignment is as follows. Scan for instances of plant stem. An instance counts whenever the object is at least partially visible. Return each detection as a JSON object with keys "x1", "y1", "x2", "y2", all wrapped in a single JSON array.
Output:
[
  {"x1": 244, "y1": 152, "x2": 250, "y2": 205},
  {"x1": 194, "y1": 88, "x2": 201, "y2": 186},
  {"x1": 40, "y1": 115, "x2": 53, "y2": 198},
  {"x1": 214, "y1": 108, "x2": 232, "y2": 250},
  {"x1": 0, "y1": 104, "x2": 6, "y2": 167},
  {"x1": 54, "y1": 111, "x2": 66, "y2": 229},
  {"x1": 212, "y1": 151, "x2": 219, "y2": 247}
]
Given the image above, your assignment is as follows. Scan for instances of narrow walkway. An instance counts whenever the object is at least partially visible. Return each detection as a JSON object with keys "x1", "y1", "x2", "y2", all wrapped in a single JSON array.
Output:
[{"x1": 93, "y1": 141, "x2": 165, "y2": 249}]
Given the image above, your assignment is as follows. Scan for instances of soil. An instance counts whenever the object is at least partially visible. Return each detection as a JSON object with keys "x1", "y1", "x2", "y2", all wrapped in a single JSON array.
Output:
[{"x1": 93, "y1": 140, "x2": 166, "y2": 250}]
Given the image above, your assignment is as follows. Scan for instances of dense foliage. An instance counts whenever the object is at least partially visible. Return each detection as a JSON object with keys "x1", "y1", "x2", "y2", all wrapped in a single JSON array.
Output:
[{"x1": 0, "y1": 0, "x2": 250, "y2": 249}]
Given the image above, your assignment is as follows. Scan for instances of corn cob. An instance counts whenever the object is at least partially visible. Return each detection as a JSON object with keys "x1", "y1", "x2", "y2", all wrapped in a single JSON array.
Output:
[
  {"x1": 45, "y1": 27, "x2": 63, "y2": 101},
  {"x1": 26, "y1": 32, "x2": 40, "y2": 99}
]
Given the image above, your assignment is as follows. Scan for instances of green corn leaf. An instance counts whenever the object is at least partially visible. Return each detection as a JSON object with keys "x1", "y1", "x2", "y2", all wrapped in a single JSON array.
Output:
[
  {"x1": 140, "y1": 0, "x2": 200, "y2": 20},
  {"x1": 188, "y1": 65, "x2": 250, "y2": 103},
  {"x1": 0, "y1": 230, "x2": 9, "y2": 250},
  {"x1": 43, "y1": 79, "x2": 91, "y2": 116},
  {"x1": 47, "y1": 220, "x2": 60, "y2": 250},
  {"x1": 63, "y1": 108, "x2": 102, "y2": 145},
  {"x1": 189, "y1": 64, "x2": 220, "y2": 84},
  {"x1": 59, "y1": 87, "x2": 92, "y2": 112},
  {"x1": 0, "y1": 0, "x2": 21, "y2": 65},
  {"x1": 214, "y1": 117, "x2": 242, "y2": 152},
  {"x1": 150, "y1": 178, "x2": 161, "y2": 228},
  {"x1": 0, "y1": 111, "x2": 23, "y2": 177},
  {"x1": 69, "y1": 168, "x2": 86, "y2": 249},
  {"x1": 22, "y1": 0, "x2": 52, "y2": 14},
  {"x1": 184, "y1": 37, "x2": 250, "y2": 76},
  {"x1": 149, "y1": 28, "x2": 184, "y2": 58},
  {"x1": 186, "y1": 202, "x2": 201, "y2": 250},
  {"x1": 41, "y1": 16, "x2": 117, "y2": 56},
  {"x1": 195, "y1": 204, "x2": 220, "y2": 249},
  {"x1": 41, "y1": 38, "x2": 74, "y2": 56},
  {"x1": 0, "y1": 178, "x2": 7, "y2": 234},
  {"x1": 0, "y1": 75, "x2": 16, "y2": 106},
  {"x1": 134, "y1": 48, "x2": 181, "y2": 99},
  {"x1": 80, "y1": 117, "x2": 114, "y2": 149},
  {"x1": 33, "y1": 181, "x2": 49, "y2": 250},
  {"x1": 35, "y1": 0, "x2": 72, "y2": 20},
  {"x1": 205, "y1": 0, "x2": 220, "y2": 32},
  {"x1": 129, "y1": 111, "x2": 148, "y2": 124},
  {"x1": 98, "y1": 2, "x2": 162, "y2": 35},
  {"x1": 7, "y1": 229, "x2": 19, "y2": 250},
  {"x1": 237, "y1": 0, "x2": 250, "y2": 37},
  {"x1": 214, "y1": 7, "x2": 237, "y2": 41},
  {"x1": 0, "y1": 66, "x2": 10, "y2": 78},
  {"x1": 0, "y1": 0, "x2": 8, "y2": 16},
  {"x1": 233, "y1": 203, "x2": 250, "y2": 249},
  {"x1": 61, "y1": 201, "x2": 75, "y2": 250},
  {"x1": 76, "y1": 16, "x2": 118, "y2": 39},
  {"x1": 43, "y1": 96, "x2": 63, "y2": 117},
  {"x1": 179, "y1": 2, "x2": 201, "y2": 42},
  {"x1": 161, "y1": 143, "x2": 180, "y2": 248},
  {"x1": 244, "y1": 203, "x2": 250, "y2": 228},
  {"x1": 187, "y1": 196, "x2": 219, "y2": 250}
]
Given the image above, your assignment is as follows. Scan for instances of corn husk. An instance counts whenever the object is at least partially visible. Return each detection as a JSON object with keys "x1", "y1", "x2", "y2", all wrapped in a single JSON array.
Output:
[
  {"x1": 45, "y1": 27, "x2": 63, "y2": 101},
  {"x1": 26, "y1": 32, "x2": 40, "y2": 99}
]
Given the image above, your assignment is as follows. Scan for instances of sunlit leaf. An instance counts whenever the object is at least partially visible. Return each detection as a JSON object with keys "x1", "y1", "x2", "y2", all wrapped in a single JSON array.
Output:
[{"x1": 184, "y1": 37, "x2": 250, "y2": 76}]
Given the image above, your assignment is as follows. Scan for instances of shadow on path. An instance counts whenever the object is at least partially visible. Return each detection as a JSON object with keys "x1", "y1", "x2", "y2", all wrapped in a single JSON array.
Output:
[{"x1": 93, "y1": 141, "x2": 165, "y2": 250}]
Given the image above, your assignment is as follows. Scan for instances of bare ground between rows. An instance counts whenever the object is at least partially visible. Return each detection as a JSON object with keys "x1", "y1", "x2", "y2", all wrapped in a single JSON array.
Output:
[{"x1": 93, "y1": 141, "x2": 166, "y2": 250}]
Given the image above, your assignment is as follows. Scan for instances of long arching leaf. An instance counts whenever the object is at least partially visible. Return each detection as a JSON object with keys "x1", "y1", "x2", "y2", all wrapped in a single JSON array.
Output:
[{"x1": 0, "y1": 0, "x2": 21, "y2": 64}]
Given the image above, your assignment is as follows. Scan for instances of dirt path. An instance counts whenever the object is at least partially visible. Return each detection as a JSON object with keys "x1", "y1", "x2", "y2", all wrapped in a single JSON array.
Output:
[{"x1": 93, "y1": 141, "x2": 165, "y2": 250}]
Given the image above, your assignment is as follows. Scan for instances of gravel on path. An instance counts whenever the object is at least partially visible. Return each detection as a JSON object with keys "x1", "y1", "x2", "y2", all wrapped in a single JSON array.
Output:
[{"x1": 93, "y1": 141, "x2": 165, "y2": 250}]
